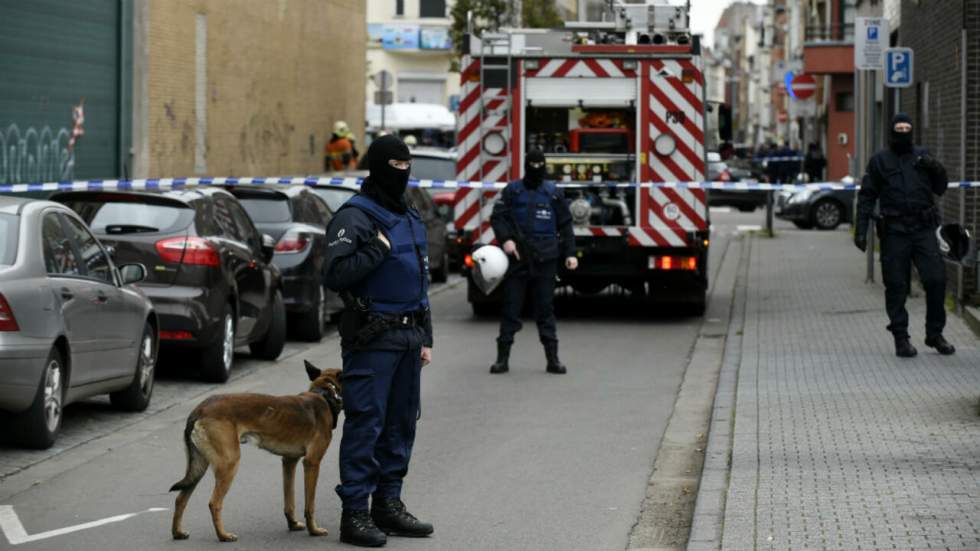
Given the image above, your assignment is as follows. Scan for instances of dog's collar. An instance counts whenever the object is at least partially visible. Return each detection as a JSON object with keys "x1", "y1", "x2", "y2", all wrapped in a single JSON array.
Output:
[{"x1": 311, "y1": 381, "x2": 343, "y2": 428}]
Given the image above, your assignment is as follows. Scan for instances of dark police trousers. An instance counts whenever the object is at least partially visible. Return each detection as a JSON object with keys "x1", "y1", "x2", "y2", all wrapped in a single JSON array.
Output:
[
  {"x1": 880, "y1": 226, "x2": 946, "y2": 339},
  {"x1": 335, "y1": 347, "x2": 421, "y2": 511},
  {"x1": 497, "y1": 260, "x2": 558, "y2": 345}
]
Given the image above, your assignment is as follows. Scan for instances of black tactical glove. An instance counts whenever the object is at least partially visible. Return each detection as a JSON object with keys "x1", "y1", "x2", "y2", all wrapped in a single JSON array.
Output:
[
  {"x1": 915, "y1": 155, "x2": 943, "y2": 174},
  {"x1": 854, "y1": 231, "x2": 868, "y2": 252}
]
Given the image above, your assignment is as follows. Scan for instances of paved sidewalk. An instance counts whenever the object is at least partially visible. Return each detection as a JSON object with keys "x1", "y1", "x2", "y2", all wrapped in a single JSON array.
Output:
[{"x1": 691, "y1": 227, "x2": 980, "y2": 550}]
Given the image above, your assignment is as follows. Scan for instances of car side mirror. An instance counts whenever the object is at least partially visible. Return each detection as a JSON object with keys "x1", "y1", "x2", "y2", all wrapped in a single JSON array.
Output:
[
  {"x1": 119, "y1": 263, "x2": 147, "y2": 285},
  {"x1": 261, "y1": 234, "x2": 276, "y2": 263}
]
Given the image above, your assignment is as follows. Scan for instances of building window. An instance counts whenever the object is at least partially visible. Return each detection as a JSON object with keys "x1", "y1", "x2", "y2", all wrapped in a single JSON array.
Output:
[
  {"x1": 396, "y1": 0, "x2": 404, "y2": 16},
  {"x1": 836, "y1": 92, "x2": 854, "y2": 112},
  {"x1": 420, "y1": 0, "x2": 446, "y2": 18}
]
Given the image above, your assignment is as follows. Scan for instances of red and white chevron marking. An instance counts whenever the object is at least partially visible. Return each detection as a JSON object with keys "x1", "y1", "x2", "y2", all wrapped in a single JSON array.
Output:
[
  {"x1": 455, "y1": 57, "x2": 511, "y2": 184},
  {"x1": 452, "y1": 188, "x2": 498, "y2": 244},
  {"x1": 642, "y1": 58, "x2": 707, "y2": 247},
  {"x1": 525, "y1": 58, "x2": 638, "y2": 78}
]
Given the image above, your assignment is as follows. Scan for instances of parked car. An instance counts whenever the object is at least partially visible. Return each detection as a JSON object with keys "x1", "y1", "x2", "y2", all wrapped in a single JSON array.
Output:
[
  {"x1": 707, "y1": 151, "x2": 768, "y2": 212},
  {"x1": 409, "y1": 148, "x2": 457, "y2": 181},
  {"x1": 0, "y1": 196, "x2": 157, "y2": 449},
  {"x1": 432, "y1": 191, "x2": 463, "y2": 271},
  {"x1": 223, "y1": 185, "x2": 340, "y2": 341},
  {"x1": 310, "y1": 184, "x2": 450, "y2": 282},
  {"x1": 52, "y1": 188, "x2": 286, "y2": 383},
  {"x1": 776, "y1": 177, "x2": 856, "y2": 230}
]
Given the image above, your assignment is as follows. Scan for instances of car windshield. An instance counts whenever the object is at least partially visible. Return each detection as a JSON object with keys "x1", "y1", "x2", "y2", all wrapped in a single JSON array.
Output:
[
  {"x1": 410, "y1": 157, "x2": 457, "y2": 181},
  {"x1": 312, "y1": 188, "x2": 357, "y2": 212},
  {"x1": 63, "y1": 198, "x2": 194, "y2": 234},
  {"x1": 0, "y1": 213, "x2": 18, "y2": 265},
  {"x1": 238, "y1": 197, "x2": 292, "y2": 223}
]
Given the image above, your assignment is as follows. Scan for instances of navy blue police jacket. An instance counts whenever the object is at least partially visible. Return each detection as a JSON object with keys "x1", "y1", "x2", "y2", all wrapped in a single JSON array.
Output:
[
  {"x1": 323, "y1": 193, "x2": 433, "y2": 350},
  {"x1": 490, "y1": 179, "x2": 575, "y2": 263}
]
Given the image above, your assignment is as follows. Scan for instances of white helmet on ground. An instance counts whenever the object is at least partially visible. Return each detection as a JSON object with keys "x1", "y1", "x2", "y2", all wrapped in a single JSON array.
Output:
[{"x1": 470, "y1": 245, "x2": 509, "y2": 295}]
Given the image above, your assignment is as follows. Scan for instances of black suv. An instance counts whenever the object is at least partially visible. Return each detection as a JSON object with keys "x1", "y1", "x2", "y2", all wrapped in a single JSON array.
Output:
[
  {"x1": 223, "y1": 185, "x2": 342, "y2": 341},
  {"x1": 53, "y1": 188, "x2": 286, "y2": 382}
]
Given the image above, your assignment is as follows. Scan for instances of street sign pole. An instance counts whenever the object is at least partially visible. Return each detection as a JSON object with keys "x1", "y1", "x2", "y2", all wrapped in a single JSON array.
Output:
[{"x1": 855, "y1": 17, "x2": 888, "y2": 283}]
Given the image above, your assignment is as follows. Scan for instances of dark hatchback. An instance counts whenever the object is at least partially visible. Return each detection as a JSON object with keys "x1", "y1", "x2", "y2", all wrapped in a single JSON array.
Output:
[
  {"x1": 310, "y1": 184, "x2": 450, "y2": 282},
  {"x1": 775, "y1": 179, "x2": 856, "y2": 230},
  {"x1": 706, "y1": 153, "x2": 768, "y2": 212},
  {"x1": 223, "y1": 185, "x2": 341, "y2": 340},
  {"x1": 52, "y1": 188, "x2": 286, "y2": 382}
]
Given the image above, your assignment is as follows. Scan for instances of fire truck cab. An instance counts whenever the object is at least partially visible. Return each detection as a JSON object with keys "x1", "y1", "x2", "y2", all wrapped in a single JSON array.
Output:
[{"x1": 455, "y1": 0, "x2": 709, "y2": 315}]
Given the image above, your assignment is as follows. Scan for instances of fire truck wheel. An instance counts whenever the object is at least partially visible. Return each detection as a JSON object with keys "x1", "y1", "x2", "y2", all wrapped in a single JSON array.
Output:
[{"x1": 472, "y1": 302, "x2": 499, "y2": 317}]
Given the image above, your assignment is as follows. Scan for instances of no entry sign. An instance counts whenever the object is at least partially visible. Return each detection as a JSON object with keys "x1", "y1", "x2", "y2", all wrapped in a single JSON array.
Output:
[{"x1": 790, "y1": 74, "x2": 817, "y2": 100}]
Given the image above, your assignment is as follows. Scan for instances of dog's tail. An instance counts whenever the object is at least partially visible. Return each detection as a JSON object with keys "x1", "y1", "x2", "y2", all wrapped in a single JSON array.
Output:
[{"x1": 169, "y1": 411, "x2": 208, "y2": 492}]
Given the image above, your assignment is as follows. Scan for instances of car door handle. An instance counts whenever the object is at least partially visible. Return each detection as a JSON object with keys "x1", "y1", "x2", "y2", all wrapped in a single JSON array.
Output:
[{"x1": 60, "y1": 287, "x2": 74, "y2": 301}]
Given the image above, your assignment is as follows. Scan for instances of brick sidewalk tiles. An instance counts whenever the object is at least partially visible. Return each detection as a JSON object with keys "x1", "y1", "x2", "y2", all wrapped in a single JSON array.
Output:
[{"x1": 692, "y1": 228, "x2": 980, "y2": 551}]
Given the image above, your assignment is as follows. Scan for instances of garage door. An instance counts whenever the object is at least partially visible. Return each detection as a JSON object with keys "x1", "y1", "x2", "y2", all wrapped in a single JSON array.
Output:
[
  {"x1": 0, "y1": 1, "x2": 130, "y2": 185},
  {"x1": 398, "y1": 78, "x2": 445, "y2": 105}
]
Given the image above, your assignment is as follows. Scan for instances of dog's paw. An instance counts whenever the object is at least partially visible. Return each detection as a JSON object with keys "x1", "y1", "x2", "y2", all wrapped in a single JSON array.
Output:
[
  {"x1": 287, "y1": 520, "x2": 306, "y2": 531},
  {"x1": 173, "y1": 531, "x2": 190, "y2": 540},
  {"x1": 217, "y1": 532, "x2": 238, "y2": 542},
  {"x1": 307, "y1": 526, "x2": 329, "y2": 537}
]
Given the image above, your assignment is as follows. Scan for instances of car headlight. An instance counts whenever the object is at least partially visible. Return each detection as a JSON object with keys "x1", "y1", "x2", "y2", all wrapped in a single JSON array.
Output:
[{"x1": 789, "y1": 189, "x2": 815, "y2": 204}]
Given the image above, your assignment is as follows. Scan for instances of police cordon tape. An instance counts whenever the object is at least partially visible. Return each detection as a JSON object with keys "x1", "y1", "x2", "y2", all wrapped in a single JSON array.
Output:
[{"x1": 3, "y1": 176, "x2": 980, "y2": 194}]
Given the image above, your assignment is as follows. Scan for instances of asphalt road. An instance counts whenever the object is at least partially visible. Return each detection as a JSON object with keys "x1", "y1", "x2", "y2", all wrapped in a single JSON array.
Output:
[{"x1": 0, "y1": 210, "x2": 762, "y2": 551}]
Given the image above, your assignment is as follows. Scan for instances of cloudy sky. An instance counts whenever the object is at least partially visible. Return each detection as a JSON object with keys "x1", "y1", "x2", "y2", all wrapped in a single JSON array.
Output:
[{"x1": 689, "y1": 0, "x2": 767, "y2": 48}]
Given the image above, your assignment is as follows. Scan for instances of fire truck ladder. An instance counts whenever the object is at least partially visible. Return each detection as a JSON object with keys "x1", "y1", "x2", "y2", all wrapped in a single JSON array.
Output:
[{"x1": 476, "y1": 32, "x2": 513, "y2": 236}]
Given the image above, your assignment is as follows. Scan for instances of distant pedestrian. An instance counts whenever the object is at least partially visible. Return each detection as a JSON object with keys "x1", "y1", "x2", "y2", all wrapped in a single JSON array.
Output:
[
  {"x1": 854, "y1": 113, "x2": 955, "y2": 358},
  {"x1": 804, "y1": 142, "x2": 826, "y2": 183},
  {"x1": 326, "y1": 121, "x2": 360, "y2": 172}
]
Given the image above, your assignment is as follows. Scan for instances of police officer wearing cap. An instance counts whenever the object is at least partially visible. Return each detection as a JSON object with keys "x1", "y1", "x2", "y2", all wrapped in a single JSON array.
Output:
[
  {"x1": 323, "y1": 135, "x2": 434, "y2": 546},
  {"x1": 855, "y1": 113, "x2": 956, "y2": 358},
  {"x1": 489, "y1": 149, "x2": 577, "y2": 374}
]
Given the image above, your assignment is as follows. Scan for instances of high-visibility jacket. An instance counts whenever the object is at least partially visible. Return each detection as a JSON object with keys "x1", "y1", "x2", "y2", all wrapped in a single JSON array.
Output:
[{"x1": 326, "y1": 136, "x2": 356, "y2": 170}]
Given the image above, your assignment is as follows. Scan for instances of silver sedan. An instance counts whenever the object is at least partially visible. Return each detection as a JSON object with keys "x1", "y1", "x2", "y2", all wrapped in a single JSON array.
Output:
[{"x1": 0, "y1": 196, "x2": 158, "y2": 449}]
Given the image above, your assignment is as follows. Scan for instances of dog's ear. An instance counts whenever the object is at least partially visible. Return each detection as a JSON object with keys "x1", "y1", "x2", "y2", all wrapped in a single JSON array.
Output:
[{"x1": 304, "y1": 360, "x2": 322, "y2": 381}]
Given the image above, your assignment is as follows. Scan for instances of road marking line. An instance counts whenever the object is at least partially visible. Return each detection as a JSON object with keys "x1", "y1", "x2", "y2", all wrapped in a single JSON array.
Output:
[{"x1": 0, "y1": 505, "x2": 167, "y2": 545}]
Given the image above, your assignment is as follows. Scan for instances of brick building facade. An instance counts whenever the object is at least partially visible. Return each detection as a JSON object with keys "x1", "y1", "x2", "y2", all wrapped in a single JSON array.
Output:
[
  {"x1": 133, "y1": 0, "x2": 366, "y2": 179},
  {"x1": 897, "y1": 0, "x2": 980, "y2": 304}
]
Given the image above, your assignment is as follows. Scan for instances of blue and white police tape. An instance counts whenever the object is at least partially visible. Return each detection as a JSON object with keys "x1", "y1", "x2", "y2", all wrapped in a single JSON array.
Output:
[
  {"x1": 752, "y1": 155, "x2": 805, "y2": 162},
  {"x1": 4, "y1": 176, "x2": 980, "y2": 194}
]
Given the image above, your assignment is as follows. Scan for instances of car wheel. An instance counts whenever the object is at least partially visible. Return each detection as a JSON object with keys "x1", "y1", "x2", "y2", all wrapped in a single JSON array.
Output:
[
  {"x1": 13, "y1": 348, "x2": 65, "y2": 449},
  {"x1": 295, "y1": 284, "x2": 328, "y2": 342},
  {"x1": 737, "y1": 205, "x2": 756, "y2": 213},
  {"x1": 110, "y1": 321, "x2": 157, "y2": 411},
  {"x1": 431, "y1": 252, "x2": 449, "y2": 283},
  {"x1": 686, "y1": 293, "x2": 708, "y2": 317},
  {"x1": 812, "y1": 199, "x2": 843, "y2": 230},
  {"x1": 201, "y1": 304, "x2": 235, "y2": 383},
  {"x1": 793, "y1": 220, "x2": 815, "y2": 230},
  {"x1": 250, "y1": 289, "x2": 286, "y2": 360}
]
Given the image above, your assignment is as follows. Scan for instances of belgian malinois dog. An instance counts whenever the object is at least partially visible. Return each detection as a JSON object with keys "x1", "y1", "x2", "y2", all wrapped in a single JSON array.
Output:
[{"x1": 169, "y1": 361, "x2": 343, "y2": 542}]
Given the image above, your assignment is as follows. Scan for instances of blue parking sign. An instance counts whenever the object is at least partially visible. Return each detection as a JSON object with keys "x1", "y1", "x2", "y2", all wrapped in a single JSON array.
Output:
[
  {"x1": 885, "y1": 48, "x2": 913, "y2": 88},
  {"x1": 867, "y1": 26, "x2": 878, "y2": 40}
]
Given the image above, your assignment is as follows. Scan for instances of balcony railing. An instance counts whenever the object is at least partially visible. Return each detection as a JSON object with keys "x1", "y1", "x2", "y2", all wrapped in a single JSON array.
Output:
[{"x1": 804, "y1": 23, "x2": 854, "y2": 44}]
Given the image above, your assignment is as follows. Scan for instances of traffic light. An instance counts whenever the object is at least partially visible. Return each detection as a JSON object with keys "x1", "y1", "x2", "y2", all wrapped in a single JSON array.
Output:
[{"x1": 718, "y1": 104, "x2": 732, "y2": 141}]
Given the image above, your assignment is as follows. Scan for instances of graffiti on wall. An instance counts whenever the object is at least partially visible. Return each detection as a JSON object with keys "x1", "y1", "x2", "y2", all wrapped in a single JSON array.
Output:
[{"x1": 0, "y1": 124, "x2": 75, "y2": 184}]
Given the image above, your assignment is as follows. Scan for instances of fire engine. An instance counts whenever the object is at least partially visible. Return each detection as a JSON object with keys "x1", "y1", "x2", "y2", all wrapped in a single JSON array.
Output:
[{"x1": 454, "y1": 0, "x2": 708, "y2": 315}]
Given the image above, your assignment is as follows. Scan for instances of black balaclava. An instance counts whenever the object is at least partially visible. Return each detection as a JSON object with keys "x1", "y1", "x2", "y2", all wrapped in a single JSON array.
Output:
[
  {"x1": 889, "y1": 112, "x2": 914, "y2": 155},
  {"x1": 361, "y1": 135, "x2": 412, "y2": 214},
  {"x1": 523, "y1": 149, "x2": 547, "y2": 189}
]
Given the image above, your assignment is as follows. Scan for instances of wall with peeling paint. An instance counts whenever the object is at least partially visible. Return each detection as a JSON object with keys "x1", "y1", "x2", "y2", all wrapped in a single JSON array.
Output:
[{"x1": 139, "y1": 0, "x2": 366, "y2": 178}]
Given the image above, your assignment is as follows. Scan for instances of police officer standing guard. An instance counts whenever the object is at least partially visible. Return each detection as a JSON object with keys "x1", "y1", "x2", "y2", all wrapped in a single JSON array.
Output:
[
  {"x1": 324, "y1": 135, "x2": 434, "y2": 547},
  {"x1": 855, "y1": 113, "x2": 956, "y2": 358},
  {"x1": 489, "y1": 150, "x2": 577, "y2": 374}
]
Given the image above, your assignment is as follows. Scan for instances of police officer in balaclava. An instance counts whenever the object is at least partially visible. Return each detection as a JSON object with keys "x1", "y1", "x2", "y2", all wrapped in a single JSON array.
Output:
[
  {"x1": 323, "y1": 135, "x2": 434, "y2": 546},
  {"x1": 488, "y1": 149, "x2": 577, "y2": 374},
  {"x1": 855, "y1": 113, "x2": 955, "y2": 358}
]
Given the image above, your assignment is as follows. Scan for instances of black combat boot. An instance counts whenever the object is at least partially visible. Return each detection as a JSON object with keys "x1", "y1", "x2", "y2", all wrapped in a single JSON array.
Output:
[
  {"x1": 544, "y1": 341, "x2": 567, "y2": 374},
  {"x1": 371, "y1": 498, "x2": 434, "y2": 538},
  {"x1": 894, "y1": 336, "x2": 918, "y2": 358},
  {"x1": 925, "y1": 335, "x2": 956, "y2": 355},
  {"x1": 340, "y1": 509, "x2": 387, "y2": 547},
  {"x1": 490, "y1": 341, "x2": 511, "y2": 374}
]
